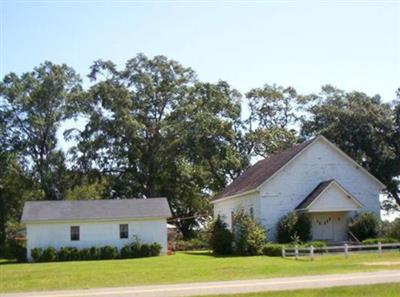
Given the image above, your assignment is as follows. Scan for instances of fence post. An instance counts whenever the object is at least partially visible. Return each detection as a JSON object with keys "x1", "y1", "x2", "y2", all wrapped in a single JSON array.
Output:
[
  {"x1": 378, "y1": 241, "x2": 382, "y2": 255},
  {"x1": 281, "y1": 246, "x2": 286, "y2": 258},
  {"x1": 295, "y1": 245, "x2": 299, "y2": 260},
  {"x1": 344, "y1": 243, "x2": 348, "y2": 258},
  {"x1": 310, "y1": 245, "x2": 314, "y2": 261}
]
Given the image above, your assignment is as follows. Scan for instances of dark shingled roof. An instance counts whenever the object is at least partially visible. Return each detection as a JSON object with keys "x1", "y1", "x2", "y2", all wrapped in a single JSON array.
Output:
[
  {"x1": 21, "y1": 198, "x2": 172, "y2": 223},
  {"x1": 214, "y1": 139, "x2": 315, "y2": 200},
  {"x1": 295, "y1": 180, "x2": 334, "y2": 210}
]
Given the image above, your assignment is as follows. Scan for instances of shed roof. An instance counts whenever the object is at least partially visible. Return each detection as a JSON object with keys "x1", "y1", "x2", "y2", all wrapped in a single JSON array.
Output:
[{"x1": 21, "y1": 198, "x2": 172, "y2": 223}]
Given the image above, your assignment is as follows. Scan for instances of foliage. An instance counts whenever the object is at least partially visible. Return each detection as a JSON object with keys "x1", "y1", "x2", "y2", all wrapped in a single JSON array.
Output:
[
  {"x1": 57, "y1": 247, "x2": 80, "y2": 261},
  {"x1": 209, "y1": 215, "x2": 233, "y2": 255},
  {"x1": 303, "y1": 241, "x2": 327, "y2": 248},
  {"x1": 232, "y1": 209, "x2": 266, "y2": 255},
  {"x1": 78, "y1": 248, "x2": 94, "y2": 260},
  {"x1": 119, "y1": 245, "x2": 131, "y2": 259},
  {"x1": 362, "y1": 238, "x2": 398, "y2": 245},
  {"x1": 174, "y1": 238, "x2": 208, "y2": 251},
  {"x1": 277, "y1": 212, "x2": 311, "y2": 244},
  {"x1": 31, "y1": 248, "x2": 43, "y2": 262},
  {"x1": 0, "y1": 239, "x2": 26, "y2": 262},
  {"x1": 301, "y1": 85, "x2": 400, "y2": 208},
  {"x1": 41, "y1": 247, "x2": 57, "y2": 262},
  {"x1": 0, "y1": 62, "x2": 82, "y2": 201},
  {"x1": 70, "y1": 55, "x2": 250, "y2": 238},
  {"x1": 262, "y1": 244, "x2": 284, "y2": 257},
  {"x1": 386, "y1": 218, "x2": 400, "y2": 240},
  {"x1": 99, "y1": 246, "x2": 118, "y2": 260},
  {"x1": 30, "y1": 242, "x2": 161, "y2": 263},
  {"x1": 1, "y1": 58, "x2": 399, "y2": 247},
  {"x1": 349, "y1": 212, "x2": 380, "y2": 241}
]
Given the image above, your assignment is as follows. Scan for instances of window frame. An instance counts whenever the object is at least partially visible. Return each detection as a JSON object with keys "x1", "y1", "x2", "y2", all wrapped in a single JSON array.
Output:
[
  {"x1": 70, "y1": 226, "x2": 80, "y2": 241},
  {"x1": 119, "y1": 224, "x2": 129, "y2": 239}
]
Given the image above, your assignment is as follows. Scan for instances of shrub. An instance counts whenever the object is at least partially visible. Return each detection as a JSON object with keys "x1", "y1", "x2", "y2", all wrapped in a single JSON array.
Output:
[
  {"x1": 0, "y1": 239, "x2": 26, "y2": 262},
  {"x1": 57, "y1": 247, "x2": 79, "y2": 261},
  {"x1": 89, "y1": 247, "x2": 99, "y2": 260},
  {"x1": 349, "y1": 212, "x2": 379, "y2": 241},
  {"x1": 262, "y1": 244, "x2": 284, "y2": 257},
  {"x1": 277, "y1": 212, "x2": 311, "y2": 244},
  {"x1": 120, "y1": 245, "x2": 132, "y2": 259},
  {"x1": 149, "y1": 242, "x2": 162, "y2": 256},
  {"x1": 79, "y1": 248, "x2": 92, "y2": 260},
  {"x1": 140, "y1": 244, "x2": 151, "y2": 257},
  {"x1": 99, "y1": 246, "x2": 118, "y2": 259},
  {"x1": 303, "y1": 241, "x2": 327, "y2": 248},
  {"x1": 130, "y1": 237, "x2": 142, "y2": 258},
  {"x1": 387, "y1": 218, "x2": 400, "y2": 240},
  {"x1": 209, "y1": 215, "x2": 233, "y2": 255},
  {"x1": 232, "y1": 209, "x2": 266, "y2": 256},
  {"x1": 40, "y1": 247, "x2": 57, "y2": 262},
  {"x1": 31, "y1": 248, "x2": 43, "y2": 262},
  {"x1": 174, "y1": 238, "x2": 208, "y2": 251},
  {"x1": 363, "y1": 237, "x2": 398, "y2": 245}
]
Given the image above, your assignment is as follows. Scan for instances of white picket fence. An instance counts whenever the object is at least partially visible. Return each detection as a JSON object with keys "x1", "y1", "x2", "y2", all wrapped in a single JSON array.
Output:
[{"x1": 282, "y1": 242, "x2": 400, "y2": 260}]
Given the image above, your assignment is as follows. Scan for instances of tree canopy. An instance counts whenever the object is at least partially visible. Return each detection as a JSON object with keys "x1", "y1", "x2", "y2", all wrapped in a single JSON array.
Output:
[{"x1": 0, "y1": 54, "x2": 399, "y2": 244}]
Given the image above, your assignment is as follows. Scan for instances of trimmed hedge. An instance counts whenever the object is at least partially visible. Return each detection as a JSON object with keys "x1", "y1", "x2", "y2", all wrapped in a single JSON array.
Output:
[
  {"x1": 30, "y1": 243, "x2": 162, "y2": 262},
  {"x1": 303, "y1": 241, "x2": 327, "y2": 248},
  {"x1": 262, "y1": 244, "x2": 284, "y2": 257},
  {"x1": 363, "y1": 237, "x2": 398, "y2": 245}
]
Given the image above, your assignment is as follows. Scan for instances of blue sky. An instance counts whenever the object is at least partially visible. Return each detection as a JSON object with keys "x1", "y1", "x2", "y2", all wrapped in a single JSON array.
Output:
[{"x1": 2, "y1": 1, "x2": 399, "y2": 101}]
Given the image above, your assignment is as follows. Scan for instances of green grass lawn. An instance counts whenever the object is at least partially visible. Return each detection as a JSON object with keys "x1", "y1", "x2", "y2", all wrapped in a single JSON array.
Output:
[
  {"x1": 1, "y1": 251, "x2": 400, "y2": 293},
  {"x1": 194, "y1": 283, "x2": 400, "y2": 297}
]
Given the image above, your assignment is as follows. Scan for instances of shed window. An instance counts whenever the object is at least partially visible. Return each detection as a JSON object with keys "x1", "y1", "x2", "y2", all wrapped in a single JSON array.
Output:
[
  {"x1": 70, "y1": 226, "x2": 80, "y2": 241},
  {"x1": 120, "y1": 224, "x2": 129, "y2": 239}
]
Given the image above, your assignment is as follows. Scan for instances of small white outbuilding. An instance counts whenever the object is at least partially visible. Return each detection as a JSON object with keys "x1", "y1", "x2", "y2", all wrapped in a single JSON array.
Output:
[{"x1": 21, "y1": 198, "x2": 172, "y2": 261}]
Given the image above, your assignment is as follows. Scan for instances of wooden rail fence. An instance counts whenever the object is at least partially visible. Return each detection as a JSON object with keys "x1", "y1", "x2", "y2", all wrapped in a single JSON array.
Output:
[{"x1": 282, "y1": 242, "x2": 400, "y2": 260}]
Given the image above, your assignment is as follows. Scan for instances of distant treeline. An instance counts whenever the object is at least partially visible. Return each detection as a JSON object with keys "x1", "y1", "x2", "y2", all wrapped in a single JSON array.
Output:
[{"x1": 1, "y1": 53, "x2": 399, "y2": 243}]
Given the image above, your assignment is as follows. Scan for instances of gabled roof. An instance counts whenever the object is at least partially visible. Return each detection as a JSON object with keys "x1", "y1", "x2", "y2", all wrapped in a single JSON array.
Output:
[
  {"x1": 295, "y1": 179, "x2": 363, "y2": 212},
  {"x1": 213, "y1": 139, "x2": 314, "y2": 200},
  {"x1": 21, "y1": 198, "x2": 172, "y2": 223},
  {"x1": 295, "y1": 180, "x2": 334, "y2": 210},
  {"x1": 213, "y1": 135, "x2": 385, "y2": 202}
]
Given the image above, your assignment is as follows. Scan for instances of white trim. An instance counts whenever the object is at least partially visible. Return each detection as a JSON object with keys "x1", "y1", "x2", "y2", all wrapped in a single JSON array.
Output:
[
  {"x1": 214, "y1": 135, "x2": 386, "y2": 203},
  {"x1": 317, "y1": 135, "x2": 386, "y2": 189},
  {"x1": 256, "y1": 135, "x2": 385, "y2": 191},
  {"x1": 211, "y1": 189, "x2": 259, "y2": 204},
  {"x1": 298, "y1": 180, "x2": 363, "y2": 212}
]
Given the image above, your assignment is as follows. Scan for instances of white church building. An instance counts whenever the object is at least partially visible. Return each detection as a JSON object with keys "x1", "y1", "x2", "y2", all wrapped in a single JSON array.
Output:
[{"x1": 212, "y1": 136, "x2": 385, "y2": 242}]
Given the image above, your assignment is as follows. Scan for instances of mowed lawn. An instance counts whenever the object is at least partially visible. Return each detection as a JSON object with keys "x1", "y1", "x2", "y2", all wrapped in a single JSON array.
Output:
[
  {"x1": 195, "y1": 283, "x2": 400, "y2": 297},
  {"x1": 1, "y1": 251, "x2": 400, "y2": 293}
]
